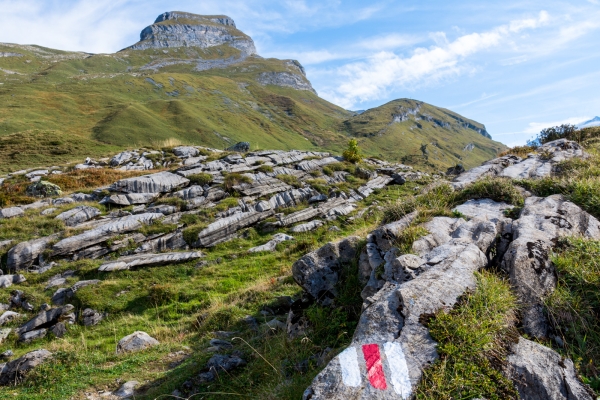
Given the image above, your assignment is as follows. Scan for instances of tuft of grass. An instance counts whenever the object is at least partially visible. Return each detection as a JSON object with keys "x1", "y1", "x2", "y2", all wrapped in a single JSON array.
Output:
[
  {"x1": 256, "y1": 164, "x2": 274, "y2": 173},
  {"x1": 187, "y1": 173, "x2": 213, "y2": 186},
  {"x1": 138, "y1": 220, "x2": 178, "y2": 237},
  {"x1": 457, "y1": 177, "x2": 525, "y2": 206},
  {"x1": 46, "y1": 169, "x2": 154, "y2": 192},
  {"x1": 416, "y1": 271, "x2": 519, "y2": 400},
  {"x1": 546, "y1": 237, "x2": 600, "y2": 392},
  {"x1": 275, "y1": 174, "x2": 301, "y2": 188},
  {"x1": 498, "y1": 145, "x2": 536, "y2": 158},
  {"x1": 222, "y1": 172, "x2": 252, "y2": 193},
  {"x1": 394, "y1": 225, "x2": 429, "y2": 254}
]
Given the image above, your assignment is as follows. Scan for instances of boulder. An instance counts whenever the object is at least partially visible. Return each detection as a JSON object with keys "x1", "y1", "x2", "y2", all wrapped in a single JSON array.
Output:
[
  {"x1": 44, "y1": 270, "x2": 75, "y2": 290},
  {"x1": 0, "y1": 311, "x2": 19, "y2": 326},
  {"x1": 296, "y1": 156, "x2": 342, "y2": 172},
  {"x1": 102, "y1": 192, "x2": 159, "y2": 206},
  {"x1": 98, "y1": 251, "x2": 203, "y2": 272},
  {"x1": 110, "y1": 151, "x2": 137, "y2": 166},
  {"x1": 113, "y1": 380, "x2": 139, "y2": 398},
  {"x1": 268, "y1": 188, "x2": 316, "y2": 209},
  {"x1": 82, "y1": 308, "x2": 106, "y2": 327},
  {"x1": 227, "y1": 142, "x2": 250, "y2": 152},
  {"x1": 0, "y1": 207, "x2": 24, "y2": 219},
  {"x1": 172, "y1": 146, "x2": 199, "y2": 158},
  {"x1": 292, "y1": 237, "x2": 360, "y2": 306},
  {"x1": 116, "y1": 331, "x2": 159, "y2": 353},
  {"x1": 16, "y1": 305, "x2": 74, "y2": 337},
  {"x1": 0, "y1": 275, "x2": 26, "y2": 289},
  {"x1": 233, "y1": 176, "x2": 291, "y2": 197},
  {"x1": 501, "y1": 195, "x2": 600, "y2": 338},
  {"x1": 504, "y1": 337, "x2": 594, "y2": 400},
  {"x1": 26, "y1": 181, "x2": 62, "y2": 198},
  {"x1": 7, "y1": 235, "x2": 58, "y2": 271},
  {"x1": 109, "y1": 171, "x2": 189, "y2": 194},
  {"x1": 55, "y1": 206, "x2": 101, "y2": 227},
  {"x1": 249, "y1": 233, "x2": 294, "y2": 253},
  {"x1": 196, "y1": 354, "x2": 247, "y2": 383},
  {"x1": 135, "y1": 230, "x2": 186, "y2": 253},
  {"x1": 0, "y1": 349, "x2": 52, "y2": 386},
  {"x1": 356, "y1": 176, "x2": 394, "y2": 198}
]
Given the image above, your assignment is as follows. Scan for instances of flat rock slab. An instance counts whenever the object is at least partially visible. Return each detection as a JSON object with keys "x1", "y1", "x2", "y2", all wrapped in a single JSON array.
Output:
[
  {"x1": 291, "y1": 220, "x2": 324, "y2": 233},
  {"x1": 0, "y1": 275, "x2": 26, "y2": 288},
  {"x1": 0, "y1": 207, "x2": 24, "y2": 219},
  {"x1": 197, "y1": 210, "x2": 275, "y2": 247},
  {"x1": 7, "y1": 235, "x2": 58, "y2": 271},
  {"x1": 99, "y1": 251, "x2": 203, "y2": 271},
  {"x1": 110, "y1": 171, "x2": 189, "y2": 194},
  {"x1": 52, "y1": 213, "x2": 163, "y2": 255},
  {"x1": 55, "y1": 206, "x2": 101, "y2": 227},
  {"x1": 249, "y1": 233, "x2": 294, "y2": 252}
]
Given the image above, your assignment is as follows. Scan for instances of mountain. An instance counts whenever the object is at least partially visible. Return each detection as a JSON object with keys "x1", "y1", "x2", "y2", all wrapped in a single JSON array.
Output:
[
  {"x1": 0, "y1": 11, "x2": 505, "y2": 172},
  {"x1": 578, "y1": 116, "x2": 600, "y2": 128}
]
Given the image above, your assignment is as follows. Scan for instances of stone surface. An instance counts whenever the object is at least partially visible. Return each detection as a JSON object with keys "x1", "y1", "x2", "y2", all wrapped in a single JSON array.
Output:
[
  {"x1": 0, "y1": 349, "x2": 52, "y2": 385},
  {"x1": 291, "y1": 220, "x2": 324, "y2": 233},
  {"x1": 248, "y1": 233, "x2": 294, "y2": 253},
  {"x1": 7, "y1": 236, "x2": 57, "y2": 271},
  {"x1": 16, "y1": 305, "x2": 74, "y2": 337},
  {"x1": 501, "y1": 194, "x2": 600, "y2": 338},
  {"x1": 82, "y1": 308, "x2": 106, "y2": 327},
  {"x1": 51, "y1": 280, "x2": 100, "y2": 305},
  {"x1": 0, "y1": 207, "x2": 24, "y2": 219},
  {"x1": 0, "y1": 275, "x2": 26, "y2": 289},
  {"x1": 117, "y1": 331, "x2": 159, "y2": 353},
  {"x1": 110, "y1": 171, "x2": 189, "y2": 194},
  {"x1": 0, "y1": 311, "x2": 19, "y2": 326},
  {"x1": 292, "y1": 237, "x2": 360, "y2": 306},
  {"x1": 52, "y1": 213, "x2": 163, "y2": 255},
  {"x1": 227, "y1": 142, "x2": 251, "y2": 152},
  {"x1": 504, "y1": 337, "x2": 593, "y2": 400},
  {"x1": 172, "y1": 146, "x2": 199, "y2": 158},
  {"x1": 113, "y1": 380, "x2": 139, "y2": 398},
  {"x1": 196, "y1": 210, "x2": 275, "y2": 247},
  {"x1": 99, "y1": 251, "x2": 203, "y2": 271},
  {"x1": 55, "y1": 206, "x2": 101, "y2": 227},
  {"x1": 25, "y1": 181, "x2": 62, "y2": 197}
]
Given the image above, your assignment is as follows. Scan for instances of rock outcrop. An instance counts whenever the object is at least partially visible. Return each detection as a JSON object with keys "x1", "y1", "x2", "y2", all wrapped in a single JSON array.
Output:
[
  {"x1": 117, "y1": 331, "x2": 159, "y2": 353},
  {"x1": 123, "y1": 12, "x2": 257, "y2": 57},
  {"x1": 0, "y1": 349, "x2": 52, "y2": 386}
]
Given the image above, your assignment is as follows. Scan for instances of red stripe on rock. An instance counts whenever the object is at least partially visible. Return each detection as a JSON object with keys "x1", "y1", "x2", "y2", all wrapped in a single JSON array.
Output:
[{"x1": 362, "y1": 343, "x2": 387, "y2": 390}]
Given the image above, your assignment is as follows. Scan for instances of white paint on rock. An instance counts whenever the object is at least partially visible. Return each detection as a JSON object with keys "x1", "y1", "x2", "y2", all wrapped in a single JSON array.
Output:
[
  {"x1": 384, "y1": 342, "x2": 412, "y2": 399},
  {"x1": 338, "y1": 346, "x2": 362, "y2": 387}
]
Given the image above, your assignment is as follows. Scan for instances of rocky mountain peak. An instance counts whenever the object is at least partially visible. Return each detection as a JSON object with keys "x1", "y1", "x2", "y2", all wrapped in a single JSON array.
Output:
[{"x1": 122, "y1": 11, "x2": 256, "y2": 56}]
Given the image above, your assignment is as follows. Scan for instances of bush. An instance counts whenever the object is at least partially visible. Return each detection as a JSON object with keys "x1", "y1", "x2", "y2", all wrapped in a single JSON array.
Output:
[
  {"x1": 342, "y1": 139, "x2": 362, "y2": 163},
  {"x1": 187, "y1": 173, "x2": 213, "y2": 186}
]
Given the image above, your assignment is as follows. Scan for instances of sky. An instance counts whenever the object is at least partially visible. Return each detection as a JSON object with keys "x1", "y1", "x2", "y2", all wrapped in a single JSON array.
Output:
[{"x1": 1, "y1": 0, "x2": 599, "y2": 146}]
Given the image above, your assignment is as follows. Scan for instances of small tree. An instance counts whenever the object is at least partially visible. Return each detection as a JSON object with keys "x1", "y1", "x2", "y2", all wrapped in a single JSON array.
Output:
[{"x1": 343, "y1": 139, "x2": 362, "y2": 163}]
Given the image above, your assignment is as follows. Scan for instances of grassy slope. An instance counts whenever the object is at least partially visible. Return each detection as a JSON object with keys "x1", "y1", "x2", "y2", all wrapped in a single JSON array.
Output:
[{"x1": 0, "y1": 43, "x2": 504, "y2": 173}]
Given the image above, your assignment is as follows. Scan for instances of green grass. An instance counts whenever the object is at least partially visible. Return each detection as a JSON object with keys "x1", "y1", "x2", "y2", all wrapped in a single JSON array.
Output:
[
  {"x1": 546, "y1": 237, "x2": 600, "y2": 392},
  {"x1": 416, "y1": 271, "x2": 519, "y2": 400}
]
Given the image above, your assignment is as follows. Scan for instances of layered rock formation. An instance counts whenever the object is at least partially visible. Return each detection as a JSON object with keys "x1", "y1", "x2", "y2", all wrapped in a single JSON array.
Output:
[{"x1": 123, "y1": 12, "x2": 256, "y2": 56}]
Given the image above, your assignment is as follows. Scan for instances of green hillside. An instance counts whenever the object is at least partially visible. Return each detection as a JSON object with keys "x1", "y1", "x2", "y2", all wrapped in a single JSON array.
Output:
[{"x1": 0, "y1": 14, "x2": 505, "y2": 173}]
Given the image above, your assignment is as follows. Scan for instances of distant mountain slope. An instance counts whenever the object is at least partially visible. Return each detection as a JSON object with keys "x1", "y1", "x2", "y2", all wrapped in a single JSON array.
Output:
[
  {"x1": 578, "y1": 116, "x2": 600, "y2": 129},
  {"x1": 343, "y1": 99, "x2": 504, "y2": 170},
  {"x1": 0, "y1": 12, "x2": 505, "y2": 172}
]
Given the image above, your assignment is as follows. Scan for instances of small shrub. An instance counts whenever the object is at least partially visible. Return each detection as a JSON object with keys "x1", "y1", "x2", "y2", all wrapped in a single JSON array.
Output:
[
  {"x1": 458, "y1": 178, "x2": 525, "y2": 206},
  {"x1": 138, "y1": 220, "x2": 177, "y2": 236},
  {"x1": 154, "y1": 196, "x2": 186, "y2": 209},
  {"x1": 215, "y1": 197, "x2": 240, "y2": 212},
  {"x1": 394, "y1": 225, "x2": 429, "y2": 254},
  {"x1": 179, "y1": 213, "x2": 200, "y2": 226},
  {"x1": 342, "y1": 138, "x2": 362, "y2": 163},
  {"x1": 306, "y1": 178, "x2": 330, "y2": 195},
  {"x1": 187, "y1": 173, "x2": 213, "y2": 186},
  {"x1": 182, "y1": 223, "x2": 207, "y2": 245},
  {"x1": 276, "y1": 174, "x2": 301, "y2": 188}
]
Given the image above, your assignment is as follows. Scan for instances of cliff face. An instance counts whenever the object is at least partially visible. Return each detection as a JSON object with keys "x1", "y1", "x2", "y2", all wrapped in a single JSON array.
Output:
[{"x1": 123, "y1": 11, "x2": 256, "y2": 56}]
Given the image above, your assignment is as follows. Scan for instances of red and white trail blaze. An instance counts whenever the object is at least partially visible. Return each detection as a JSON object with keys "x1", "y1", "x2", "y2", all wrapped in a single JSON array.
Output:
[{"x1": 339, "y1": 342, "x2": 412, "y2": 399}]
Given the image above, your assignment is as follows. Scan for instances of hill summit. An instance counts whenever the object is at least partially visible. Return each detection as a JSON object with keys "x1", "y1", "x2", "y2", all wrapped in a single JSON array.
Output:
[{"x1": 122, "y1": 12, "x2": 257, "y2": 56}]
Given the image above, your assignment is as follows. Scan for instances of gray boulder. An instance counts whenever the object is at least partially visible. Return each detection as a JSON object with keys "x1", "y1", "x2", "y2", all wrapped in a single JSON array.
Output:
[
  {"x1": 291, "y1": 220, "x2": 324, "y2": 233},
  {"x1": 501, "y1": 195, "x2": 600, "y2": 338},
  {"x1": 26, "y1": 181, "x2": 62, "y2": 197},
  {"x1": 0, "y1": 349, "x2": 52, "y2": 386},
  {"x1": 7, "y1": 235, "x2": 58, "y2": 271},
  {"x1": 249, "y1": 233, "x2": 294, "y2": 253},
  {"x1": 98, "y1": 251, "x2": 203, "y2": 272},
  {"x1": 0, "y1": 275, "x2": 26, "y2": 289},
  {"x1": 504, "y1": 337, "x2": 593, "y2": 400},
  {"x1": 356, "y1": 176, "x2": 394, "y2": 198},
  {"x1": 172, "y1": 146, "x2": 199, "y2": 158},
  {"x1": 82, "y1": 308, "x2": 106, "y2": 327},
  {"x1": 110, "y1": 151, "x2": 137, "y2": 166},
  {"x1": 109, "y1": 171, "x2": 189, "y2": 194},
  {"x1": 0, "y1": 311, "x2": 19, "y2": 326},
  {"x1": 227, "y1": 142, "x2": 250, "y2": 152},
  {"x1": 16, "y1": 305, "x2": 74, "y2": 337},
  {"x1": 102, "y1": 193, "x2": 159, "y2": 206},
  {"x1": 0, "y1": 207, "x2": 24, "y2": 219},
  {"x1": 55, "y1": 206, "x2": 101, "y2": 227},
  {"x1": 196, "y1": 210, "x2": 275, "y2": 247},
  {"x1": 113, "y1": 380, "x2": 139, "y2": 398},
  {"x1": 117, "y1": 331, "x2": 159, "y2": 353},
  {"x1": 292, "y1": 237, "x2": 360, "y2": 306}
]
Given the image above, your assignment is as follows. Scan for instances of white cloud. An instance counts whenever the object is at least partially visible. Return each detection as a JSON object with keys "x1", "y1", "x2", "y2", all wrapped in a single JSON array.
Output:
[
  {"x1": 522, "y1": 117, "x2": 591, "y2": 135},
  {"x1": 319, "y1": 11, "x2": 550, "y2": 108}
]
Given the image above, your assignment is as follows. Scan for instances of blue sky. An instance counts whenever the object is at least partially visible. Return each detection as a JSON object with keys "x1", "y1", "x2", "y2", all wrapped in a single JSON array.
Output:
[{"x1": 1, "y1": 0, "x2": 599, "y2": 145}]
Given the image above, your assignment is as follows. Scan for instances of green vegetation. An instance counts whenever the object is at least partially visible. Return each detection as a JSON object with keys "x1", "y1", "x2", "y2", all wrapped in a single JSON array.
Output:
[
  {"x1": 546, "y1": 237, "x2": 600, "y2": 391},
  {"x1": 186, "y1": 172, "x2": 213, "y2": 186},
  {"x1": 256, "y1": 164, "x2": 274, "y2": 173},
  {"x1": 342, "y1": 138, "x2": 362, "y2": 163},
  {"x1": 222, "y1": 172, "x2": 252, "y2": 193},
  {"x1": 417, "y1": 271, "x2": 519, "y2": 399}
]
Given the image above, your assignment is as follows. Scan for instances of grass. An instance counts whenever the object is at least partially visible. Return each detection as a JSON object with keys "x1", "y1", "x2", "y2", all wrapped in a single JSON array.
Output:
[
  {"x1": 187, "y1": 173, "x2": 213, "y2": 186},
  {"x1": 416, "y1": 271, "x2": 519, "y2": 399},
  {"x1": 546, "y1": 237, "x2": 600, "y2": 392}
]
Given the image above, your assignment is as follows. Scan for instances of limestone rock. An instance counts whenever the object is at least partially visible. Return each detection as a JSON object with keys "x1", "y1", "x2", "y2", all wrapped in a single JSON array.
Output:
[
  {"x1": 16, "y1": 305, "x2": 74, "y2": 337},
  {"x1": 195, "y1": 354, "x2": 247, "y2": 383},
  {"x1": 110, "y1": 171, "x2": 189, "y2": 194},
  {"x1": 292, "y1": 237, "x2": 360, "y2": 306},
  {"x1": 102, "y1": 193, "x2": 159, "y2": 206},
  {"x1": 505, "y1": 337, "x2": 593, "y2": 400},
  {"x1": 82, "y1": 308, "x2": 106, "y2": 327},
  {"x1": 172, "y1": 146, "x2": 199, "y2": 158},
  {"x1": 0, "y1": 275, "x2": 26, "y2": 289},
  {"x1": 296, "y1": 157, "x2": 341, "y2": 172},
  {"x1": 113, "y1": 380, "x2": 139, "y2": 398},
  {"x1": 7, "y1": 235, "x2": 58, "y2": 271},
  {"x1": 52, "y1": 213, "x2": 163, "y2": 255},
  {"x1": 99, "y1": 251, "x2": 203, "y2": 272},
  {"x1": 0, "y1": 207, "x2": 24, "y2": 219},
  {"x1": 0, "y1": 311, "x2": 19, "y2": 326},
  {"x1": 117, "y1": 331, "x2": 159, "y2": 353},
  {"x1": 196, "y1": 210, "x2": 275, "y2": 247},
  {"x1": 291, "y1": 220, "x2": 324, "y2": 233},
  {"x1": 257, "y1": 71, "x2": 316, "y2": 93},
  {"x1": 0, "y1": 349, "x2": 52, "y2": 386},
  {"x1": 55, "y1": 206, "x2": 101, "y2": 227},
  {"x1": 249, "y1": 233, "x2": 294, "y2": 252},
  {"x1": 227, "y1": 142, "x2": 251, "y2": 152}
]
